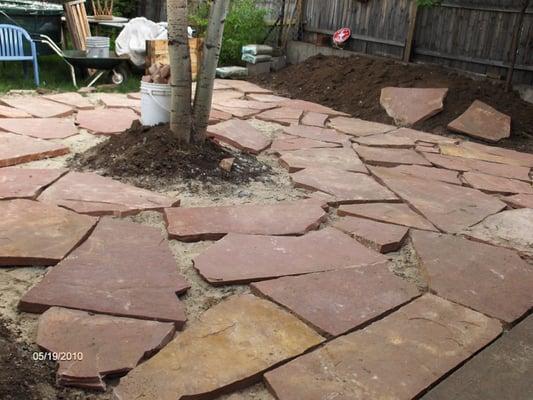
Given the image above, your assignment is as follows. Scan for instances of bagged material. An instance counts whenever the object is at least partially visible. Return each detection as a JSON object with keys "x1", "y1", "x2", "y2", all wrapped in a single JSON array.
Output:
[
  {"x1": 216, "y1": 66, "x2": 248, "y2": 78},
  {"x1": 242, "y1": 44, "x2": 273, "y2": 56},
  {"x1": 242, "y1": 54, "x2": 272, "y2": 64}
]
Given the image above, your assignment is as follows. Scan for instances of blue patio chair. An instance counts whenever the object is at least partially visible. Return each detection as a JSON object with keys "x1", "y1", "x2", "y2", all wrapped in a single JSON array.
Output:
[{"x1": 0, "y1": 24, "x2": 40, "y2": 86}]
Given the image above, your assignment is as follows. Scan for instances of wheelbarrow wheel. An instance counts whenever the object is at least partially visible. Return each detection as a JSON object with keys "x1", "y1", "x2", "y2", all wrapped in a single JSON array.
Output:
[{"x1": 110, "y1": 64, "x2": 129, "y2": 85}]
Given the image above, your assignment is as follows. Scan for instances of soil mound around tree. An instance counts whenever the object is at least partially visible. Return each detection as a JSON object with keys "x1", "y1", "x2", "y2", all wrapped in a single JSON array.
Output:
[
  {"x1": 70, "y1": 122, "x2": 273, "y2": 190},
  {"x1": 251, "y1": 54, "x2": 533, "y2": 153}
]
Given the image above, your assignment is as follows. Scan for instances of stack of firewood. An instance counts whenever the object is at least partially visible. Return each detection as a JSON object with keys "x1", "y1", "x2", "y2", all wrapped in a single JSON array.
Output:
[{"x1": 142, "y1": 62, "x2": 171, "y2": 84}]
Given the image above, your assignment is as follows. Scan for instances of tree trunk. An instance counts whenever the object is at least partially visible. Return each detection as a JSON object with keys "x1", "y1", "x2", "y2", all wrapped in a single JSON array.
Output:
[
  {"x1": 167, "y1": 0, "x2": 192, "y2": 142},
  {"x1": 192, "y1": 0, "x2": 231, "y2": 142}
]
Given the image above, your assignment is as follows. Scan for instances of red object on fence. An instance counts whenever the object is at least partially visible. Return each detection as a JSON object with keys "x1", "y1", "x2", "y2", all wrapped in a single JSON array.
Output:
[{"x1": 333, "y1": 28, "x2": 351, "y2": 45}]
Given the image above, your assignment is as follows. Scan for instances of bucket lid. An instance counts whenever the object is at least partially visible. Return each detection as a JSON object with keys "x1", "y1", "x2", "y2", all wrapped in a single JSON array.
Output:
[{"x1": 0, "y1": 0, "x2": 63, "y2": 15}]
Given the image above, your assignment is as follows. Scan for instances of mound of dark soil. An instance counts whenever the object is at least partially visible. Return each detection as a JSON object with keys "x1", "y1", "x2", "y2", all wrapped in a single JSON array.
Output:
[
  {"x1": 251, "y1": 54, "x2": 533, "y2": 153},
  {"x1": 70, "y1": 122, "x2": 273, "y2": 191}
]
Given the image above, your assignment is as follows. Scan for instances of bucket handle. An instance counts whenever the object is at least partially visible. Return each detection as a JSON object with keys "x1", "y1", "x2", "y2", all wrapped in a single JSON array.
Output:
[{"x1": 147, "y1": 88, "x2": 171, "y2": 113}]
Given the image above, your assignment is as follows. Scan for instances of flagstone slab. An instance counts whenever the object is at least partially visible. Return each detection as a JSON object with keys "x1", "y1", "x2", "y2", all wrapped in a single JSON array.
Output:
[
  {"x1": 390, "y1": 127, "x2": 459, "y2": 145},
  {"x1": 334, "y1": 216, "x2": 409, "y2": 253},
  {"x1": 283, "y1": 125, "x2": 349, "y2": 144},
  {"x1": 412, "y1": 231, "x2": 533, "y2": 323},
  {"x1": 0, "y1": 117, "x2": 78, "y2": 139},
  {"x1": 76, "y1": 108, "x2": 139, "y2": 135},
  {"x1": 251, "y1": 264, "x2": 419, "y2": 337},
  {"x1": 354, "y1": 145, "x2": 433, "y2": 166},
  {"x1": 265, "y1": 294, "x2": 501, "y2": 400},
  {"x1": 460, "y1": 141, "x2": 533, "y2": 168},
  {"x1": 211, "y1": 89, "x2": 244, "y2": 103},
  {"x1": 219, "y1": 79, "x2": 273, "y2": 94},
  {"x1": 246, "y1": 93, "x2": 286, "y2": 102},
  {"x1": 353, "y1": 133, "x2": 416, "y2": 148},
  {"x1": 463, "y1": 171, "x2": 533, "y2": 194},
  {"x1": 95, "y1": 93, "x2": 141, "y2": 110},
  {"x1": 371, "y1": 166, "x2": 506, "y2": 233},
  {"x1": 207, "y1": 119, "x2": 272, "y2": 154},
  {"x1": 19, "y1": 218, "x2": 190, "y2": 325},
  {"x1": 0, "y1": 132, "x2": 70, "y2": 167},
  {"x1": 503, "y1": 193, "x2": 533, "y2": 209},
  {"x1": 278, "y1": 99, "x2": 348, "y2": 116},
  {"x1": 38, "y1": 171, "x2": 179, "y2": 216},
  {"x1": 463, "y1": 209, "x2": 533, "y2": 260},
  {"x1": 423, "y1": 152, "x2": 532, "y2": 181},
  {"x1": 209, "y1": 109, "x2": 233, "y2": 124},
  {"x1": 389, "y1": 164, "x2": 462, "y2": 185},
  {"x1": 0, "y1": 104, "x2": 32, "y2": 118},
  {"x1": 439, "y1": 143, "x2": 530, "y2": 167},
  {"x1": 329, "y1": 116, "x2": 396, "y2": 137},
  {"x1": 0, "y1": 96, "x2": 75, "y2": 118},
  {"x1": 193, "y1": 227, "x2": 388, "y2": 285},
  {"x1": 301, "y1": 112, "x2": 329, "y2": 127},
  {"x1": 164, "y1": 200, "x2": 327, "y2": 241},
  {"x1": 448, "y1": 100, "x2": 510, "y2": 142},
  {"x1": 291, "y1": 167, "x2": 399, "y2": 205},
  {"x1": 416, "y1": 144, "x2": 439, "y2": 153},
  {"x1": 213, "y1": 100, "x2": 278, "y2": 118},
  {"x1": 0, "y1": 199, "x2": 97, "y2": 266},
  {"x1": 381, "y1": 87, "x2": 448, "y2": 126},
  {"x1": 255, "y1": 107, "x2": 304, "y2": 126},
  {"x1": 113, "y1": 294, "x2": 324, "y2": 400},
  {"x1": 37, "y1": 307, "x2": 175, "y2": 390},
  {"x1": 44, "y1": 92, "x2": 95, "y2": 110},
  {"x1": 0, "y1": 168, "x2": 67, "y2": 199},
  {"x1": 269, "y1": 136, "x2": 339, "y2": 154},
  {"x1": 280, "y1": 147, "x2": 367, "y2": 173},
  {"x1": 422, "y1": 315, "x2": 533, "y2": 400},
  {"x1": 338, "y1": 203, "x2": 437, "y2": 231},
  {"x1": 127, "y1": 92, "x2": 141, "y2": 100}
]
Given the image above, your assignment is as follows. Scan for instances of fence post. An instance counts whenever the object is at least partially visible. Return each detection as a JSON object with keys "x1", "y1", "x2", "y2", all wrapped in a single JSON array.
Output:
[
  {"x1": 506, "y1": 0, "x2": 530, "y2": 91},
  {"x1": 403, "y1": 0, "x2": 418, "y2": 62}
]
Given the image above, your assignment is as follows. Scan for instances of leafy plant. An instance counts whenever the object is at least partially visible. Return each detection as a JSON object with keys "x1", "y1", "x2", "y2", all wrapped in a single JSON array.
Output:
[{"x1": 112, "y1": 0, "x2": 139, "y2": 18}]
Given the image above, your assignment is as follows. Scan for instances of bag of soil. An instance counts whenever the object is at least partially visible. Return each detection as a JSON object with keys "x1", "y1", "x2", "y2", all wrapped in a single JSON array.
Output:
[
  {"x1": 216, "y1": 66, "x2": 248, "y2": 78},
  {"x1": 242, "y1": 44, "x2": 273, "y2": 56},
  {"x1": 241, "y1": 54, "x2": 272, "y2": 64}
]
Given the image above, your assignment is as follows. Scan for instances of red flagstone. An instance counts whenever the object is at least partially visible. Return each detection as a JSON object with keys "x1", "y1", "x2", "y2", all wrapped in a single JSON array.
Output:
[
  {"x1": 193, "y1": 227, "x2": 388, "y2": 285},
  {"x1": 0, "y1": 132, "x2": 69, "y2": 167},
  {"x1": 209, "y1": 109, "x2": 233, "y2": 124},
  {"x1": 0, "y1": 118, "x2": 78, "y2": 139},
  {"x1": 95, "y1": 93, "x2": 141, "y2": 110},
  {"x1": 416, "y1": 144, "x2": 439, "y2": 153},
  {"x1": 411, "y1": 230, "x2": 533, "y2": 323},
  {"x1": 283, "y1": 125, "x2": 349, "y2": 144},
  {"x1": 0, "y1": 96, "x2": 75, "y2": 118},
  {"x1": 19, "y1": 218, "x2": 190, "y2": 325},
  {"x1": 207, "y1": 119, "x2": 272, "y2": 154},
  {"x1": 76, "y1": 109, "x2": 139, "y2": 135},
  {"x1": 213, "y1": 99, "x2": 278, "y2": 119},
  {"x1": 0, "y1": 168, "x2": 67, "y2": 199},
  {"x1": 329, "y1": 117, "x2": 396, "y2": 137},
  {"x1": 164, "y1": 200, "x2": 327, "y2": 241},
  {"x1": 448, "y1": 100, "x2": 510, "y2": 142},
  {"x1": 265, "y1": 295, "x2": 501, "y2": 400},
  {"x1": 269, "y1": 136, "x2": 339, "y2": 154},
  {"x1": 37, "y1": 307, "x2": 175, "y2": 390},
  {"x1": 390, "y1": 127, "x2": 459, "y2": 145},
  {"x1": 246, "y1": 93, "x2": 286, "y2": 102},
  {"x1": 0, "y1": 104, "x2": 32, "y2": 118},
  {"x1": 278, "y1": 99, "x2": 349, "y2": 116},
  {"x1": 354, "y1": 145, "x2": 433, "y2": 166},
  {"x1": 337, "y1": 203, "x2": 437, "y2": 231},
  {"x1": 280, "y1": 148, "x2": 367, "y2": 173},
  {"x1": 503, "y1": 194, "x2": 533, "y2": 209},
  {"x1": 44, "y1": 92, "x2": 95, "y2": 110},
  {"x1": 380, "y1": 87, "x2": 448, "y2": 126},
  {"x1": 390, "y1": 164, "x2": 462, "y2": 185},
  {"x1": 0, "y1": 199, "x2": 97, "y2": 266},
  {"x1": 353, "y1": 133, "x2": 416, "y2": 148},
  {"x1": 211, "y1": 89, "x2": 244, "y2": 103},
  {"x1": 127, "y1": 92, "x2": 142, "y2": 100},
  {"x1": 291, "y1": 167, "x2": 398, "y2": 205},
  {"x1": 38, "y1": 171, "x2": 179, "y2": 216},
  {"x1": 251, "y1": 264, "x2": 419, "y2": 337},
  {"x1": 463, "y1": 171, "x2": 533, "y2": 194},
  {"x1": 255, "y1": 107, "x2": 304, "y2": 126},
  {"x1": 461, "y1": 141, "x2": 533, "y2": 168},
  {"x1": 218, "y1": 79, "x2": 273, "y2": 94},
  {"x1": 301, "y1": 112, "x2": 329, "y2": 127},
  {"x1": 334, "y1": 216, "x2": 409, "y2": 253},
  {"x1": 439, "y1": 143, "x2": 532, "y2": 168}
]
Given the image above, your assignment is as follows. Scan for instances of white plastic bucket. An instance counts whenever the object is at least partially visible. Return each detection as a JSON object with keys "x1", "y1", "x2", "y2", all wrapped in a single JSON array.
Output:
[
  {"x1": 140, "y1": 81, "x2": 171, "y2": 126},
  {"x1": 86, "y1": 37, "x2": 110, "y2": 58}
]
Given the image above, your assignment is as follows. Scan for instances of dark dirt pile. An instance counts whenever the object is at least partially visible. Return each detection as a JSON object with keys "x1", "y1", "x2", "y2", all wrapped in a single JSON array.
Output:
[
  {"x1": 70, "y1": 122, "x2": 273, "y2": 191},
  {"x1": 251, "y1": 54, "x2": 533, "y2": 153}
]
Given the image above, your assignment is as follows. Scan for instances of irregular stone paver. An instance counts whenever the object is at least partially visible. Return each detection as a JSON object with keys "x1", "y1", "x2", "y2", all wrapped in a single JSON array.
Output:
[
  {"x1": 164, "y1": 200, "x2": 327, "y2": 241},
  {"x1": 334, "y1": 216, "x2": 409, "y2": 253},
  {"x1": 423, "y1": 152, "x2": 532, "y2": 182},
  {"x1": 439, "y1": 143, "x2": 530, "y2": 167},
  {"x1": 127, "y1": 92, "x2": 141, "y2": 100},
  {"x1": 461, "y1": 141, "x2": 533, "y2": 168},
  {"x1": 211, "y1": 90, "x2": 245, "y2": 103},
  {"x1": 245, "y1": 93, "x2": 286, "y2": 103},
  {"x1": 0, "y1": 104, "x2": 32, "y2": 118},
  {"x1": 278, "y1": 99, "x2": 349, "y2": 116},
  {"x1": 291, "y1": 167, "x2": 399, "y2": 205},
  {"x1": 416, "y1": 144, "x2": 439, "y2": 153},
  {"x1": 412, "y1": 230, "x2": 533, "y2": 323},
  {"x1": 390, "y1": 164, "x2": 462, "y2": 185},
  {"x1": 95, "y1": 93, "x2": 141, "y2": 110},
  {"x1": 371, "y1": 166, "x2": 506, "y2": 233},
  {"x1": 213, "y1": 100, "x2": 278, "y2": 119},
  {"x1": 353, "y1": 133, "x2": 415, "y2": 148},
  {"x1": 354, "y1": 145, "x2": 433, "y2": 166},
  {"x1": 0, "y1": 96, "x2": 75, "y2": 118},
  {"x1": 503, "y1": 194, "x2": 533, "y2": 209},
  {"x1": 37, "y1": 307, "x2": 175, "y2": 390},
  {"x1": 464, "y1": 209, "x2": 533, "y2": 260},
  {"x1": 301, "y1": 112, "x2": 328, "y2": 127},
  {"x1": 193, "y1": 227, "x2": 388, "y2": 285},
  {"x1": 390, "y1": 127, "x2": 459, "y2": 145},
  {"x1": 251, "y1": 264, "x2": 419, "y2": 337},
  {"x1": 448, "y1": 100, "x2": 511, "y2": 142},
  {"x1": 113, "y1": 294, "x2": 324, "y2": 400},
  {"x1": 0, "y1": 168, "x2": 67, "y2": 199},
  {"x1": 265, "y1": 294, "x2": 502, "y2": 400},
  {"x1": 209, "y1": 109, "x2": 233, "y2": 124},
  {"x1": 280, "y1": 148, "x2": 367, "y2": 173},
  {"x1": 463, "y1": 171, "x2": 533, "y2": 194},
  {"x1": 76, "y1": 108, "x2": 139, "y2": 135},
  {"x1": 0, "y1": 132, "x2": 69, "y2": 167},
  {"x1": 380, "y1": 87, "x2": 448, "y2": 126},
  {"x1": 219, "y1": 79, "x2": 273, "y2": 94},
  {"x1": 207, "y1": 119, "x2": 272, "y2": 154},
  {"x1": 269, "y1": 136, "x2": 339, "y2": 154},
  {"x1": 44, "y1": 92, "x2": 95, "y2": 110},
  {"x1": 255, "y1": 107, "x2": 304, "y2": 126},
  {"x1": 338, "y1": 202, "x2": 437, "y2": 231},
  {"x1": 329, "y1": 116, "x2": 396, "y2": 137},
  {"x1": 283, "y1": 125, "x2": 349, "y2": 144},
  {"x1": 38, "y1": 171, "x2": 179, "y2": 216},
  {"x1": 422, "y1": 315, "x2": 533, "y2": 400},
  {"x1": 19, "y1": 218, "x2": 190, "y2": 325},
  {"x1": 0, "y1": 199, "x2": 97, "y2": 266},
  {"x1": 0, "y1": 117, "x2": 78, "y2": 139}
]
